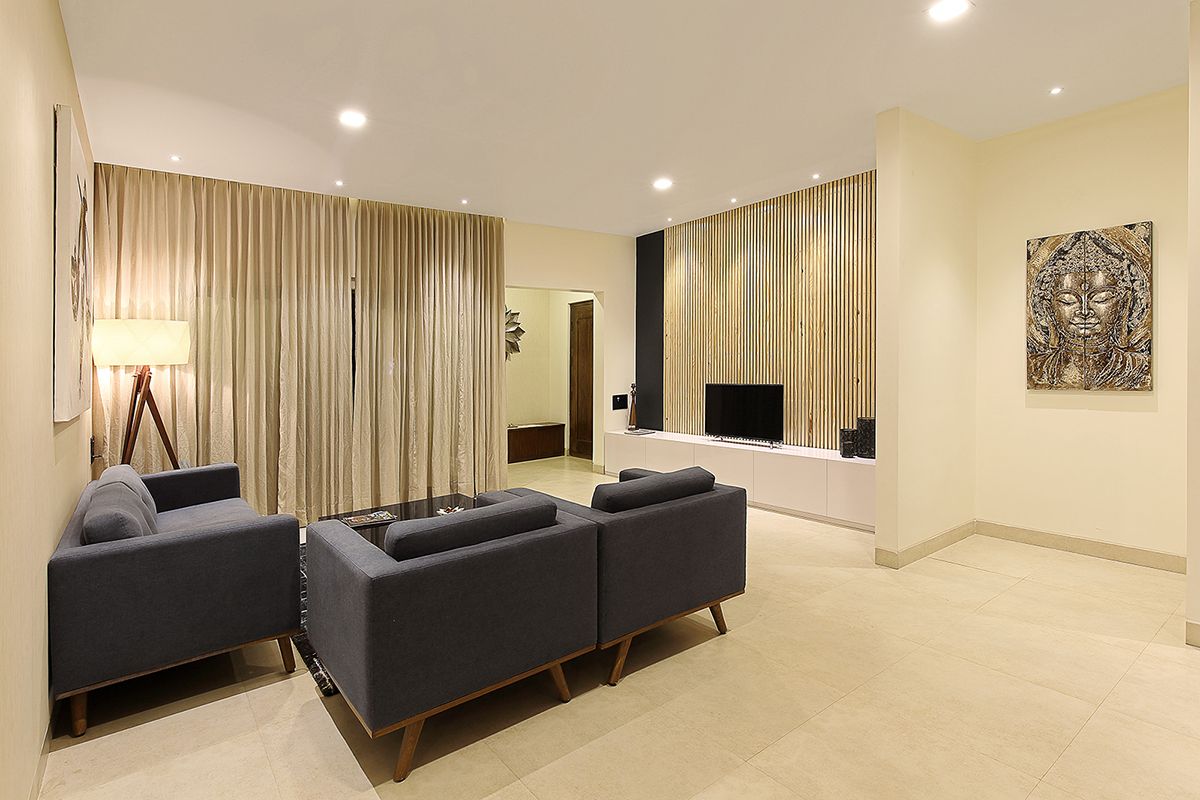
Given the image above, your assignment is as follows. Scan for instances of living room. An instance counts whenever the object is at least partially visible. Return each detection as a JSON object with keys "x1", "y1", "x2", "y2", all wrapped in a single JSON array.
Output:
[{"x1": 5, "y1": 1, "x2": 1200, "y2": 799}]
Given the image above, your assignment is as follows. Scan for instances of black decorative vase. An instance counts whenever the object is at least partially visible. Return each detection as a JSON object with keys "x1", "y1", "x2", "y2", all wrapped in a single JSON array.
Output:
[
  {"x1": 839, "y1": 428, "x2": 858, "y2": 459},
  {"x1": 855, "y1": 417, "x2": 876, "y2": 459}
]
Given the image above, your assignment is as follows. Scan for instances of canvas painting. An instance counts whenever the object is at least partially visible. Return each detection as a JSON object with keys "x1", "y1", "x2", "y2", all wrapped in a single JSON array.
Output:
[
  {"x1": 53, "y1": 105, "x2": 93, "y2": 421},
  {"x1": 1026, "y1": 221, "x2": 1152, "y2": 391}
]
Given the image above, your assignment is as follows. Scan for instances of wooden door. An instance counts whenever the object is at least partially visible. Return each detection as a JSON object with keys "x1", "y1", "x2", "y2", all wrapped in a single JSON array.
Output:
[{"x1": 569, "y1": 300, "x2": 594, "y2": 460}]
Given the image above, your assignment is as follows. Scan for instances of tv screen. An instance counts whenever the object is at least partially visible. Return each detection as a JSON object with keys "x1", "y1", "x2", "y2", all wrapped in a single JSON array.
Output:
[{"x1": 704, "y1": 383, "x2": 784, "y2": 443}]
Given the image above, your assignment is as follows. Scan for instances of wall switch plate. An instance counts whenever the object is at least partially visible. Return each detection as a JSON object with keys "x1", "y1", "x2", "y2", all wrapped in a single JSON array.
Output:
[{"x1": 612, "y1": 394, "x2": 628, "y2": 410}]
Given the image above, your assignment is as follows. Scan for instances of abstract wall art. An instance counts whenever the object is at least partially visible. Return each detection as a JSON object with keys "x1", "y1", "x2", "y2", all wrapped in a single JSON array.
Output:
[
  {"x1": 53, "y1": 105, "x2": 93, "y2": 421},
  {"x1": 1026, "y1": 222, "x2": 1152, "y2": 391}
]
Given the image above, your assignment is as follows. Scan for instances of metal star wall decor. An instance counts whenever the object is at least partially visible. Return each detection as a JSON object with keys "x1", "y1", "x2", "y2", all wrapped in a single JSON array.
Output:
[{"x1": 505, "y1": 307, "x2": 525, "y2": 360}]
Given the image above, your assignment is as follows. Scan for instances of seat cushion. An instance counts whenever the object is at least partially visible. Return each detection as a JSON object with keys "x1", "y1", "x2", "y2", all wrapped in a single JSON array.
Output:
[
  {"x1": 591, "y1": 466, "x2": 716, "y2": 512},
  {"x1": 156, "y1": 498, "x2": 260, "y2": 534},
  {"x1": 384, "y1": 495, "x2": 558, "y2": 560},
  {"x1": 97, "y1": 464, "x2": 158, "y2": 516},
  {"x1": 82, "y1": 484, "x2": 155, "y2": 544}
]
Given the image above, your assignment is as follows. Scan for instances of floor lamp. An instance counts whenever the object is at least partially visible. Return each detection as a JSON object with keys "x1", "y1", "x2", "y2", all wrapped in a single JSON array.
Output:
[{"x1": 92, "y1": 319, "x2": 191, "y2": 469}]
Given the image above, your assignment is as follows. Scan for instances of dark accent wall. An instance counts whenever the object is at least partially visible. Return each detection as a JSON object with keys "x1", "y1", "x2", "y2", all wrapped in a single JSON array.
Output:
[{"x1": 635, "y1": 231, "x2": 665, "y2": 430}]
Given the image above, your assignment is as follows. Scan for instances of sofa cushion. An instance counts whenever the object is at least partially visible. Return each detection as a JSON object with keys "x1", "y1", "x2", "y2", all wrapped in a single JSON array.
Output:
[
  {"x1": 97, "y1": 464, "x2": 158, "y2": 516},
  {"x1": 384, "y1": 495, "x2": 558, "y2": 561},
  {"x1": 82, "y1": 484, "x2": 155, "y2": 544},
  {"x1": 156, "y1": 498, "x2": 260, "y2": 534},
  {"x1": 591, "y1": 466, "x2": 716, "y2": 512}
]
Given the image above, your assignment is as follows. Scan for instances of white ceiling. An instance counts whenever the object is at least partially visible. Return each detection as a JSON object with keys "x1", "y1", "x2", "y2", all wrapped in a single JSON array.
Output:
[{"x1": 59, "y1": 0, "x2": 1187, "y2": 237}]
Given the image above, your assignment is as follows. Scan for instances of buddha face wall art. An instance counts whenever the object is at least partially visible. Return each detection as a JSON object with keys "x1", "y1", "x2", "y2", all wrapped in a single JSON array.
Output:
[{"x1": 1026, "y1": 222, "x2": 1152, "y2": 391}]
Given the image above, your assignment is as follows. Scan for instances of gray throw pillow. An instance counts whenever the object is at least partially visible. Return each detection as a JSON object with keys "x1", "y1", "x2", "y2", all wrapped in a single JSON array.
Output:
[
  {"x1": 82, "y1": 483, "x2": 155, "y2": 545},
  {"x1": 97, "y1": 464, "x2": 158, "y2": 516},
  {"x1": 384, "y1": 495, "x2": 558, "y2": 560},
  {"x1": 591, "y1": 466, "x2": 716, "y2": 512}
]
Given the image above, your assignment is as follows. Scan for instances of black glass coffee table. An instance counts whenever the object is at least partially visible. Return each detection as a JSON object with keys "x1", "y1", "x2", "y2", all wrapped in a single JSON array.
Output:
[{"x1": 321, "y1": 493, "x2": 476, "y2": 549}]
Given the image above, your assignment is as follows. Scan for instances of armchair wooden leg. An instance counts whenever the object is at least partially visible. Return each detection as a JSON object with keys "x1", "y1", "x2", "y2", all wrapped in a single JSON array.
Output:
[
  {"x1": 393, "y1": 719, "x2": 425, "y2": 782},
  {"x1": 548, "y1": 663, "x2": 571, "y2": 703},
  {"x1": 709, "y1": 603, "x2": 729, "y2": 635},
  {"x1": 69, "y1": 693, "x2": 87, "y2": 737},
  {"x1": 277, "y1": 636, "x2": 296, "y2": 673},
  {"x1": 607, "y1": 637, "x2": 633, "y2": 686}
]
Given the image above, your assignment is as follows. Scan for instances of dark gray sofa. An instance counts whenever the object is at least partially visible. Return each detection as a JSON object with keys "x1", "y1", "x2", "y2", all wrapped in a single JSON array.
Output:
[
  {"x1": 49, "y1": 464, "x2": 300, "y2": 735},
  {"x1": 305, "y1": 495, "x2": 598, "y2": 781},
  {"x1": 479, "y1": 466, "x2": 746, "y2": 685}
]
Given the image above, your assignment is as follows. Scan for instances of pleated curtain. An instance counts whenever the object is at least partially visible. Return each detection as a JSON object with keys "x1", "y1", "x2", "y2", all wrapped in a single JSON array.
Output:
[{"x1": 93, "y1": 164, "x2": 505, "y2": 522}]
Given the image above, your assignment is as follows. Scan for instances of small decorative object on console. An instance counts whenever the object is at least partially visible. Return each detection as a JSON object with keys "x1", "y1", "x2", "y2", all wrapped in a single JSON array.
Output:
[
  {"x1": 839, "y1": 428, "x2": 858, "y2": 459},
  {"x1": 436, "y1": 505, "x2": 465, "y2": 515},
  {"x1": 856, "y1": 417, "x2": 876, "y2": 459},
  {"x1": 342, "y1": 510, "x2": 398, "y2": 527},
  {"x1": 624, "y1": 382, "x2": 656, "y2": 435}
]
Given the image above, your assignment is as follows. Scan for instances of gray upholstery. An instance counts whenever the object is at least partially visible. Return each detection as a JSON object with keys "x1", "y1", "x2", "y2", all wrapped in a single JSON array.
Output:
[
  {"x1": 141, "y1": 463, "x2": 241, "y2": 512},
  {"x1": 97, "y1": 464, "x2": 158, "y2": 515},
  {"x1": 617, "y1": 468, "x2": 658, "y2": 482},
  {"x1": 49, "y1": 463, "x2": 300, "y2": 697},
  {"x1": 157, "y1": 498, "x2": 259, "y2": 534},
  {"x1": 306, "y1": 511, "x2": 597, "y2": 733},
  {"x1": 82, "y1": 483, "x2": 155, "y2": 544},
  {"x1": 501, "y1": 469, "x2": 746, "y2": 644},
  {"x1": 590, "y1": 466, "x2": 716, "y2": 512},
  {"x1": 383, "y1": 495, "x2": 558, "y2": 561}
]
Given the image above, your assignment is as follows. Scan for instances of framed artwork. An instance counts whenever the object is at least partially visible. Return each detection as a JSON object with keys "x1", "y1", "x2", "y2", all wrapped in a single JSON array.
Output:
[
  {"x1": 1026, "y1": 221, "x2": 1152, "y2": 391},
  {"x1": 53, "y1": 105, "x2": 93, "y2": 421}
]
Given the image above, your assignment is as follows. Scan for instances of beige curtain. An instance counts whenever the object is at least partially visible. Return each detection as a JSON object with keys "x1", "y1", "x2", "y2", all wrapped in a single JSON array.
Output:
[
  {"x1": 93, "y1": 165, "x2": 354, "y2": 523},
  {"x1": 351, "y1": 201, "x2": 506, "y2": 506}
]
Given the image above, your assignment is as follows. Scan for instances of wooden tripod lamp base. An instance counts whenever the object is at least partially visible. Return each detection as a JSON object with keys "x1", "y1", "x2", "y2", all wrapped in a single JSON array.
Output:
[{"x1": 93, "y1": 319, "x2": 190, "y2": 470}]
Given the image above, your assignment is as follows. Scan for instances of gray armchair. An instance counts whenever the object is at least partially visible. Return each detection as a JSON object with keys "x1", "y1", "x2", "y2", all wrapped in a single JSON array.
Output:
[
  {"x1": 49, "y1": 464, "x2": 300, "y2": 735},
  {"x1": 479, "y1": 466, "x2": 747, "y2": 685},
  {"x1": 305, "y1": 495, "x2": 597, "y2": 781}
]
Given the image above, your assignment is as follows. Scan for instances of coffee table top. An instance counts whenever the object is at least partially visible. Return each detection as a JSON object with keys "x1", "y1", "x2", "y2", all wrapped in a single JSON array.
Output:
[{"x1": 322, "y1": 493, "x2": 477, "y2": 549}]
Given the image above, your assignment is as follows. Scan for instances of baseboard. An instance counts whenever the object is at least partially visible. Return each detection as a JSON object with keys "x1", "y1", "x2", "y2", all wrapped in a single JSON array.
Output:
[
  {"x1": 1187, "y1": 621, "x2": 1200, "y2": 648},
  {"x1": 29, "y1": 720, "x2": 50, "y2": 800},
  {"x1": 748, "y1": 501, "x2": 874, "y2": 534},
  {"x1": 874, "y1": 519, "x2": 976, "y2": 570},
  {"x1": 975, "y1": 520, "x2": 1186, "y2": 574}
]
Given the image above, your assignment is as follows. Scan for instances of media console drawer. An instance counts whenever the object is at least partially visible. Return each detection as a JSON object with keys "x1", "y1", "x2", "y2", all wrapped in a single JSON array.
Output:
[{"x1": 508, "y1": 423, "x2": 565, "y2": 463}]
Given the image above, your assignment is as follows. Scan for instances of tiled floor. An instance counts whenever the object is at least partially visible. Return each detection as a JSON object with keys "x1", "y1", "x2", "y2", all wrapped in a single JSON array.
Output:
[{"x1": 39, "y1": 456, "x2": 1199, "y2": 800}]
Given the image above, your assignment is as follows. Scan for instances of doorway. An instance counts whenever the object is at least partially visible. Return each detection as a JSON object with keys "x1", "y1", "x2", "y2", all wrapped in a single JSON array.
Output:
[{"x1": 569, "y1": 300, "x2": 594, "y2": 460}]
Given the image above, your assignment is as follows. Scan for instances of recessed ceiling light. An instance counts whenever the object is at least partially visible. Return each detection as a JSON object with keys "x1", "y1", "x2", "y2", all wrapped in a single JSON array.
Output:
[
  {"x1": 338, "y1": 109, "x2": 367, "y2": 128},
  {"x1": 812, "y1": 173, "x2": 821, "y2": 180},
  {"x1": 461, "y1": 198, "x2": 470, "y2": 205},
  {"x1": 1049, "y1": 86, "x2": 1064, "y2": 95},
  {"x1": 928, "y1": 0, "x2": 970, "y2": 23},
  {"x1": 335, "y1": 180, "x2": 344, "y2": 187},
  {"x1": 169, "y1": 154, "x2": 181, "y2": 162},
  {"x1": 652, "y1": 177, "x2": 673, "y2": 191},
  {"x1": 730, "y1": 198, "x2": 738, "y2": 204},
  {"x1": 667, "y1": 217, "x2": 673, "y2": 222}
]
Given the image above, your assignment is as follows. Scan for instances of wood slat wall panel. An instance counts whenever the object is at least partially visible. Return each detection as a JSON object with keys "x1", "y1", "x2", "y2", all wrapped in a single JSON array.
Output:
[{"x1": 662, "y1": 170, "x2": 875, "y2": 449}]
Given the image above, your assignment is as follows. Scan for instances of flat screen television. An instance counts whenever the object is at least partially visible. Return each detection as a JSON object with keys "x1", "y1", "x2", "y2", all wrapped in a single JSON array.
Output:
[{"x1": 704, "y1": 383, "x2": 784, "y2": 443}]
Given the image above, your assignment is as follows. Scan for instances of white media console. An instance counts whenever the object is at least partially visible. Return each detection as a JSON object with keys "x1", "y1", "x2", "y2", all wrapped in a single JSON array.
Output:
[{"x1": 603, "y1": 430, "x2": 875, "y2": 530}]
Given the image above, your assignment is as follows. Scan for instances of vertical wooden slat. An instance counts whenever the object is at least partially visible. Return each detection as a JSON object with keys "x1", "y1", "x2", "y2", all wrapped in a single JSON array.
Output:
[{"x1": 662, "y1": 170, "x2": 876, "y2": 449}]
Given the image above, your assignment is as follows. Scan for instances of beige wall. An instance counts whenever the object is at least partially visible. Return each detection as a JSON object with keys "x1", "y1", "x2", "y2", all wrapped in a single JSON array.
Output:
[
  {"x1": 504, "y1": 286, "x2": 595, "y2": 451},
  {"x1": 1188, "y1": 1, "x2": 1200, "y2": 629},
  {"x1": 875, "y1": 109, "x2": 978, "y2": 556},
  {"x1": 977, "y1": 88, "x2": 1187, "y2": 558},
  {"x1": 0, "y1": 0, "x2": 93, "y2": 798},
  {"x1": 503, "y1": 222, "x2": 636, "y2": 469}
]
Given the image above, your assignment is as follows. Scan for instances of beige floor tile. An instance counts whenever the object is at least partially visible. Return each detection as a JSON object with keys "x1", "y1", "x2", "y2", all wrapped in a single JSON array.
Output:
[
  {"x1": 477, "y1": 783, "x2": 539, "y2": 800},
  {"x1": 855, "y1": 648, "x2": 1094, "y2": 776},
  {"x1": 1025, "y1": 552, "x2": 1186, "y2": 614},
  {"x1": 931, "y1": 535, "x2": 1063, "y2": 579},
  {"x1": 616, "y1": 624, "x2": 769, "y2": 707},
  {"x1": 750, "y1": 694, "x2": 1038, "y2": 800},
  {"x1": 689, "y1": 764, "x2": 799, "y2": 800},
  {"x1": 521, "y1": 706, "x2": 744, "y2": 800},
  {"x1": 883, "y1": 557, "x2": 1020, "y2": 609},
  {"x1": 1027, "y1": 783, "x2": 1083, "y2": 800},
  {"x1": 925, "y1": 614, "x2": 1139, "y2": 705},
  {"x1": 370, "y1": 740, "x2": 519, "y2": 800},
  {"x1": 245, "y1": 669, "x2": 329, "y2": 728},
  {"x1": 43, "y1": 730, "x2": 281, "y2": 800},
  {"x1": 1043, "y1": 708, "x2": 1200, "y2": 800},
  {"x1": 735, "y1": 607, "x2": 919, "y2": 693},
  {"x1": 798, "y1": 576, "x2": 970, "y2": 644},
  {"x1": 1102, "y1": 647, "x2": 1200, "y2": 740},
  {"x1": 1145, "y1": 615, "x2": 1200, "y2": 667},
  {"x1": 978, "y1": 580, "x2": 1169, "y2": 650},
  {"x1": 41, "y1": 694, "x2": 259, "y2": 797},
  {"x1": 256, "y1": 694, "x2": 377, "y2": 799},
  {"x1": 659, "y1": 651, "x2": 842, "y2": 759}
]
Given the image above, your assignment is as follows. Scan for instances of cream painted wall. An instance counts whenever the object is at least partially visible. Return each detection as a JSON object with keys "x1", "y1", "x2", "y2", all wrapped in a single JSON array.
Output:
[
  {"x1": 504, "y1": 286, "x2": 595, "y2": 451},
  {"x1": 1186, "y1": 1, "x2": 1200, "y2": 628},
  {"x1": 977, "y1": 87, "x2": 1187, "y2": 557},
  {"x1": 875, "y1": 109, "x2": 978, "y2": 557},
  {"x1": 503, "y1": 222, "x2": 636, "y2": 469},
  {"x1": 0, "y1": 0, "x2": 93, "y2": 797}
]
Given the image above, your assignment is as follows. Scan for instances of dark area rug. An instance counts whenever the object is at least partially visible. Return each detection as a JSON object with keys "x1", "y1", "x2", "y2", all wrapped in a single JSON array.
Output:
[{"x1": 292, "y1": 543, "x2": 338, "y2": 696}]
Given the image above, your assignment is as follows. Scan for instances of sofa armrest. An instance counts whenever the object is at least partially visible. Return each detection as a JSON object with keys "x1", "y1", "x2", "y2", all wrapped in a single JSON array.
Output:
[
  {"x1": 306, "y1": 515, "x2": 597, "y2": 732},
  {"x1": 618, "y1": 468, "x2": 659, "y2": 481},
  {"x1": 503, "y1": 488, "x2": 615, "y2": 525},
  {"x1": 49, "y1": 513, "x2": 300, "y2": 696},
  {"x1": 141, "y1": 463, "x2": 242, "y2": 512}
]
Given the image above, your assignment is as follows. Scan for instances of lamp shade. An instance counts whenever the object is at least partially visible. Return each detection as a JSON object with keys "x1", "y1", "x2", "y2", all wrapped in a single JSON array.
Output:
[{"x1": 92, "y1": 319, "x2": 190, "y2": 367}]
